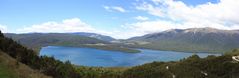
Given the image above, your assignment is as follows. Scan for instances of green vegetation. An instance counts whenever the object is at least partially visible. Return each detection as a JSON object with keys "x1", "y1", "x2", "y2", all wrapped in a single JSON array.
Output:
[
  {"x1": 225, "y1": 49, "x2": 239, "y2": 55},
  {"x1": 4, "y1": 33, "x2": 140, "y2": 53},
  {"x1": 75, "y1": 66, "x2": 126, "y2": 78},
  {"x1": 1, "y1": 31, "x2": 239, "y2": 78},
  {"x1": 1, "y1": 32, "x2": 80, "y2": 78},
  {"x1": 122, "y1": 55, "x2": 239, "y2": 78},
  {"x1": 0, "y1": 63, "x2": 17, "y2": 78},
  {"x1": 0, "y1": 51, "x2": 51, "y2": 78},
  {"x1": 73, "y1": 48, "x2": 239, "y2": 78}
]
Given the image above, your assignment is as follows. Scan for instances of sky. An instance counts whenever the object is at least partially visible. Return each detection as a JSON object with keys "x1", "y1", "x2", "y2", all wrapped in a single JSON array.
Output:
[{"x1": 0, "y1": 0, "x2": 239, "y2": 39}]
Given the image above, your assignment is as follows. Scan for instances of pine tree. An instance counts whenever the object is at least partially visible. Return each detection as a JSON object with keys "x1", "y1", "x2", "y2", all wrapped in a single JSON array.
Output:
[{"x1": 0, "y1": 30, "x2": 4, "y2": 37}]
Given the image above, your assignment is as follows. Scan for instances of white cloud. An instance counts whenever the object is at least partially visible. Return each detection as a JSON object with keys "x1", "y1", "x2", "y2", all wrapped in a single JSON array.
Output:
[
  {"x1": 0, "y1": 24, "x2": 8, "y2": 33},
  {"x1": 103, "y1": 6, "x2": 126, "y2": 13},
  {"x1": 16, "y1": 18, "x2": 125, "y2": 39},
  {"x1": 7, "y1": 0, "x2": 239, "y2": 39},
  {"x1": 15, "y1": 18, "x2": 130, "y2": 39},
  {"x1": 114, "y1": 20, "x2": 178, "y2": 39},
  {"x1": 16, "y1": 18, "x2": 111, "y2": 35},
  {"x1": 115, "y1": 19, "x2": 239, "y2": 39},
  {"x1": 122, "y1": 0, "x2": 239, "y2": 38},
  {"x1": 136, "y1": 1, "x2": 165, "y2": 17},
  {"x1": 134, "y1": 16, "x2": 149, "y2": 21}
]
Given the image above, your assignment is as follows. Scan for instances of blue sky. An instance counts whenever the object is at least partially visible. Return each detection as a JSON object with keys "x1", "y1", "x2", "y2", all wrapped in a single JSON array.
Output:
[
  {"x1": 1, "y1": 0, "x2": 141, "y2": 30},
  {"x1": 0, "y1": 0, "x2": 238, "y2": 39}
]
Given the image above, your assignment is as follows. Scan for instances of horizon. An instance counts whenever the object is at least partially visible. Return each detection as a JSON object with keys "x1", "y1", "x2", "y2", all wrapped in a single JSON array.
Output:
[
  {"x1": 2, "y1": 27, "x2": 239, "y2": 40},
  {"x1": 1, "y1": 0, "x2": 239, "y2": 39}
]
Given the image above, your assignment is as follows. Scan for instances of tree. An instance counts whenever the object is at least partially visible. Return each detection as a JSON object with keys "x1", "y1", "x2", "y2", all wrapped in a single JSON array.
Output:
[{"x1": 0, "y1": 30, "x2": 3, "y2": 37}]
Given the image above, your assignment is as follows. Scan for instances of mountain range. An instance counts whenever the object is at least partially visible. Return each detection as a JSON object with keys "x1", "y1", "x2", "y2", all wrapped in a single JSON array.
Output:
[
  {"x1": 4, "y1": 27, "x2": 239, "y2": 53},
  {"x1": 4, "y1": 33, "x2": 107, "y2": 51},
  {"x1": 125, "y1": 27, "x2": 239, "y2": 52},
  {"x1": 4, "y1": 33, "x2": 139, "y2": 53}
]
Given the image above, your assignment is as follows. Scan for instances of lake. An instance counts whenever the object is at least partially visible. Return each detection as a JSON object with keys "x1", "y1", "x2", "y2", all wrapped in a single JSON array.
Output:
[{"x1": 40, "y1": 46, "x2": 221, "y2": 67}]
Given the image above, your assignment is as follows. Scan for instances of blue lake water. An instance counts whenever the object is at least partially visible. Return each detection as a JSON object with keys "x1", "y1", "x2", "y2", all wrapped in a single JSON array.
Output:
[{"x1": 40, "y1": 46, "x2": 221, "y2": 67}]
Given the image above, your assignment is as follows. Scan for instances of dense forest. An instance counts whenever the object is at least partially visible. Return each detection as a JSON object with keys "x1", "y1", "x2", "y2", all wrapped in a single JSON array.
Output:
[{"x1": 0, "y1": 30, "x2": 239, "y2": 78}]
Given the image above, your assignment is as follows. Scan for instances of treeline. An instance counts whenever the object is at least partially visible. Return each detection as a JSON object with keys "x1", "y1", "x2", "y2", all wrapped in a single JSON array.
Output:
[{"x1": 1, "y1": 30, "x2": 239, "y2": 78}]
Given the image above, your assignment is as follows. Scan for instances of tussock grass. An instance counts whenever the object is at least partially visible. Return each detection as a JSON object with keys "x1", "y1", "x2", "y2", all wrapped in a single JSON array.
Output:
[{"x1": 0, "y1": 51, "x2": 52, "y2": 78}]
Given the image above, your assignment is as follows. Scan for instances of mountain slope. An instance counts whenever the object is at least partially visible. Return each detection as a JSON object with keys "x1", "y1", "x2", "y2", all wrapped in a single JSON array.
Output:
[
  {"x1": 127, "y1": 28, "x2": 239, "y2": 52},
  {"x1": 4, "y1": 33, "x2": 108, "y2": 51},
  {"x1": 4, "y1": 33, "x2": 139, "y2": 53},
  {"x1": 71, "y1": 32, "x2": 115, "y2": 41},
  {"x1": 0, "y1": 51, "x2": 52, "y2": 78}
]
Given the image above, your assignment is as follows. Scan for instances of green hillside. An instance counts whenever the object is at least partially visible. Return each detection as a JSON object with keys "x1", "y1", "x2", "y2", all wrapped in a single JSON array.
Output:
[
  {"x1": 0, "y1": 62, "x2": 17, "y2": 78},
  {"x1": 0, "y1": 51, "x2": 51, "y2": 78}
]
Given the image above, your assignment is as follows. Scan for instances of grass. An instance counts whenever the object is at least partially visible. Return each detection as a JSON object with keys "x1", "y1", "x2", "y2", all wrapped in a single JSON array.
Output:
[
  {"x1": 0, "y1": 63, "x2": 18, "y2": 78},
  {"x1": 0, "y1": 51, "x2": 52, "y2": 78}
]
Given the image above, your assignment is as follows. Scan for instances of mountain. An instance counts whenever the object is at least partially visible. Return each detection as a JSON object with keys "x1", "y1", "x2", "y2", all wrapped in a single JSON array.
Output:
[
  {"x1": 127, "y1": 27, "x2": 239, "y2": 52},
  {"x1": 71, "y1": 32, "x2": 115, "y2": 41},
  {"x1": 4, "y1": 33, "x2": 107, "y2": 51},
  {"x1": 4, "y1": 33, "x2": 139, "y2": 53}
]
